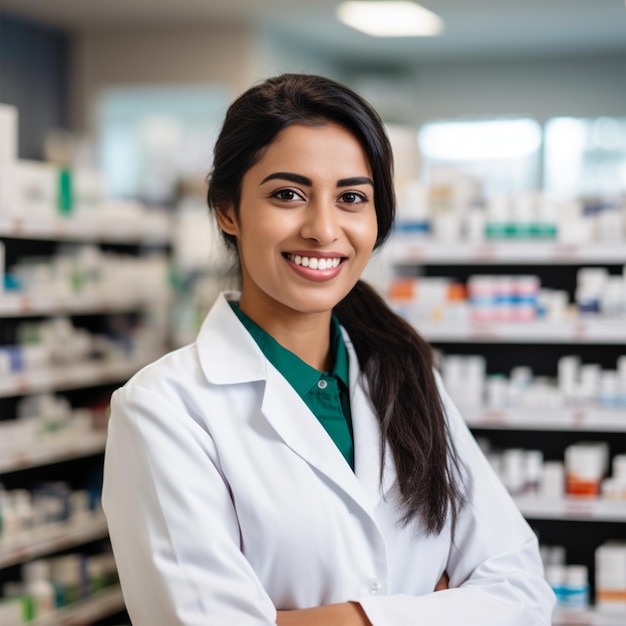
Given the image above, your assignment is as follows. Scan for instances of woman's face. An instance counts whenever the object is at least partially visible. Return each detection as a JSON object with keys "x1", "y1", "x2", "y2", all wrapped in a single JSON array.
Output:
[{"x1": 217, "y1": 122, "x2": 378, "y2": 321}]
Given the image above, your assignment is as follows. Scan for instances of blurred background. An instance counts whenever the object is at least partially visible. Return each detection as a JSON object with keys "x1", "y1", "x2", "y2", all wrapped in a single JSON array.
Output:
[{"x1": 0, "y1": 2, "x2": 625, "y2": 624}]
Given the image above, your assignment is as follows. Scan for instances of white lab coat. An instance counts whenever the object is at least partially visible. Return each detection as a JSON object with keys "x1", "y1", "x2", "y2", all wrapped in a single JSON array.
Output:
[{"x1": 102, "y1": 291, "x2": 555, "y2": 625}]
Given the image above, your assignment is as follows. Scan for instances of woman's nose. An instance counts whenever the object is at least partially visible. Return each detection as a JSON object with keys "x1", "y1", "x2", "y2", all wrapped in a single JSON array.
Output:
[{"x1": 300, "y1": 200, "x2": 340, "y2": 245}]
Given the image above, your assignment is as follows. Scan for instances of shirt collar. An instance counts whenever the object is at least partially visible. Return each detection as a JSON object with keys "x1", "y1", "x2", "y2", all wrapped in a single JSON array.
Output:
[
  {"x1": 229, "y1": 302, "x2": 349, "y2": 395},
  {"x1": 330, "y1": 314, "x2": 350, "y2": 389}
]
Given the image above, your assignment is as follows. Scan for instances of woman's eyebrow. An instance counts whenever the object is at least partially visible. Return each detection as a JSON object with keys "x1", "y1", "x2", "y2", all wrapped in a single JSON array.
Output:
[
  {"x1": 337, "y1": 176, "x2": 374, "y2": 187},
  {"x1": 260, "y1": 172, "x2": 311, "y2": 186},
  {"x1": 260, "y1": 173, "x2": 374, "y2": 188}
]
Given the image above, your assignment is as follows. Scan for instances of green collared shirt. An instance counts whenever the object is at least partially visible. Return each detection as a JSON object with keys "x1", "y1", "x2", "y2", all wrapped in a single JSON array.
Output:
[{"x1": 229, "y1": 302, "x2": 354, "y2": 469}]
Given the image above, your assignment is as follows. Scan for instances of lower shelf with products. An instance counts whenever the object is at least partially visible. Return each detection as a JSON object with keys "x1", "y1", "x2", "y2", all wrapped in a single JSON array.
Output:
[
  {"x1": 423, "y1": 332, "x2": 626, "y2": 623},
  {"x1": 0, "y1": 512, "x2": 109, "y2": 569},
  {"x1": 538, "y1": 521, "x2": 626, "y2": 621},
  {"x1": 29, "y1": 584, "x2": 125, "y2": 626},
  {"x1": 0, "y1": 434, "x2": 124, "y2": 625},
  {"x1": 469, "y1": 421, "x2": 625, "y2": 621},
  {"x1": 0, "y1": 430, "x2": 107, "y2": 475},
  {"x1": 0, "y1": 549, "x2": 121, "y2": 625}
]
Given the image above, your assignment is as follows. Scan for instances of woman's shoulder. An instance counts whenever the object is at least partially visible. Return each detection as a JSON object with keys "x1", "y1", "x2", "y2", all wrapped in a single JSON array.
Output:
[
  {"x1": 107, "y1": 341, "x2": 221, "y2": 439},
  {"x1": 116, "y1": 342, "x2": 203, "y2": 401}
]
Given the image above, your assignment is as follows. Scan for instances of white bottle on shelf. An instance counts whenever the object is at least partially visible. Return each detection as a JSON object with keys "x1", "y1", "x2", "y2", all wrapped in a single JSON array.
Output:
[
  {"x1": 595, "y1": 542, "x2": 626, "y2": 612},
  {"x1": 12, "y1": 489, "x2": 35, "y2": 536},
  {"x1": 0, "y1": 485, "x2": 20, "y2": 544},
  {"x1": 562, "y1": 565, "x2": 589, "y2": 611},
  {"x1": 22, "y1": 559, "x2": 55, "y2": 618}
]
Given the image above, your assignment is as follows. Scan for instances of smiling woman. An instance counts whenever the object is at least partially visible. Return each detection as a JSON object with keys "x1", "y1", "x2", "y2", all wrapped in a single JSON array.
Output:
[{"x1": 101, "y1": 73, "x2": 556, "y2": 626}]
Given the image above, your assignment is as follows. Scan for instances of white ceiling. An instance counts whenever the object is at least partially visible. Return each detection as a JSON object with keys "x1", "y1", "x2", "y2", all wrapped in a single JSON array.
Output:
[{"x1": 2, "y1": 0, "x2": 625, "y2": 64}]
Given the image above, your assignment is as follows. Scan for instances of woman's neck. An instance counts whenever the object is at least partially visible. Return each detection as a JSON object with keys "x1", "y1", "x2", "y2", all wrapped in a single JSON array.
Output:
[{"x1": 237, "y1": 298, "x2": 333, "y2": 371}]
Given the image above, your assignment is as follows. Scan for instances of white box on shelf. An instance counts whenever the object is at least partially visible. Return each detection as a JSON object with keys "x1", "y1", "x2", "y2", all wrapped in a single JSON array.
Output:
[
  {"x1": 74, "y1": 168, "x2": 105, "y2": 214},
  {"x1": 9, "y1": 159, "x2": 58, "y2": 218},
  {"x1": 0, "y1": 104, "x2": 18, "y2": 164}
]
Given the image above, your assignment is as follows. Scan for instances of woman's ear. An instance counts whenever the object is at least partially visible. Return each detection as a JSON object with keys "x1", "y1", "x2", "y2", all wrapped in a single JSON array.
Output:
[{"x1": 215, "y1": 205, "x2": 239, "y2": 237}]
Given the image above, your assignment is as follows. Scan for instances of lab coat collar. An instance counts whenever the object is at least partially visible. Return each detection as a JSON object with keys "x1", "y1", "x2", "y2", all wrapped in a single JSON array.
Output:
[
  {"x1": 197, "y1": 291, "x2": 268, "y2": 384},
  {"x1": 197, "y1": 292, "x2": 395, "y2": 511}
]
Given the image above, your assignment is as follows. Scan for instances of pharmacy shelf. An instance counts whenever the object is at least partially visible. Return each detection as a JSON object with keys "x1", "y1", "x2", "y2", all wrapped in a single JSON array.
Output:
[
  {"x1": 407, "y1": 318, "x2": 626, "y2": 344},
  {"x1": 0, "y1": 214, "x2": 171, "y2": 243},
  {"x1": 391, "y1": 239, "x2": 626, "y2": 265},
  {"x1": 461, "y1": 407, "x2": 626, "y2": 433},
  {"x1": 514, "y1": 496, "x2": 626, "y2": 523},
  {"x1": 0, "y1": 356, "x2": 154, "y2": 398},
  {"x1": 0, "y1": 512, "x2": 108, "y2": 568},
  {"x1": 553, "y1": 608, "x2": 626, "y2": 626},
  {"x1": 0, "y1": 291, "x2": 170, "y2": 317},
  {"x1": 31, "y1": 584, "x2": 125, "y2": 626},
  {"x1": 0, "y1": 430, "x2": 107, "y2": 473}
]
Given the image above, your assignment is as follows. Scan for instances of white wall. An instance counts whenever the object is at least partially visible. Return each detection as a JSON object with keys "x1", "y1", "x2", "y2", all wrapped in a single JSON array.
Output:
[{"x1": 71, "y1": 23, "x2": 257, "y2": 135}]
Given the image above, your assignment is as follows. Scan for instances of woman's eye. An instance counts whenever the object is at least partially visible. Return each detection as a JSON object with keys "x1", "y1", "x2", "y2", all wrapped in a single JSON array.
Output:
[
  {"x1": 273, "y1": 189, "x2": 302, "y2": 201},
  {"x1": 339, "y1": 191, "x2": 366, "y2": 204}
]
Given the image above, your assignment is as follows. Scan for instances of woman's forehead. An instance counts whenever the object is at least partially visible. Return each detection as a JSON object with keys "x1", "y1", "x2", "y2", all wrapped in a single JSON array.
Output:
[{"x1": 250, "y1": 123, "x2": 372, "y2": 179}]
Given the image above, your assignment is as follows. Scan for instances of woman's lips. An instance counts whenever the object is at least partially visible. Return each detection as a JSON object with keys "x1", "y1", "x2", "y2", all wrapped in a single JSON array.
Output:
[{"x1": 284, "y1": 253, "x2": 345, "y2": 281}]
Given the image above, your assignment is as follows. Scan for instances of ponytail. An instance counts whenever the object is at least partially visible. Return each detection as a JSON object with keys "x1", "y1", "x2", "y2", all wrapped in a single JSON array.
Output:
[{"x1": 335, "y1": 280, "x2": 465, "y2": 534}]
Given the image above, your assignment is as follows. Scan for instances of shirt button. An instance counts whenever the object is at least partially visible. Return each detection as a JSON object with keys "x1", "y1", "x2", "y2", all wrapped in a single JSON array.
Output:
[
  {"x1": 368, "y1": 579, "x2": 383, "y2": 595},
  {"x1": 317, "y1": 379, "x2": 328, "y2": 390}
]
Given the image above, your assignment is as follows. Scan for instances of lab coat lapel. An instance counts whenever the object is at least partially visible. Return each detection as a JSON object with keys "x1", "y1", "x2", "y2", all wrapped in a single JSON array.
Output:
[{"x1": 260, "y1": 366, "x2": 377, "y2": 517}]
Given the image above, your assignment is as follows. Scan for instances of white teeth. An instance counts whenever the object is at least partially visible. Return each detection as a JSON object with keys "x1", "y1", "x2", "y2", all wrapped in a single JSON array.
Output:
[{"x1": 287, "y1": 254, "x2": 342, "y2": 270}]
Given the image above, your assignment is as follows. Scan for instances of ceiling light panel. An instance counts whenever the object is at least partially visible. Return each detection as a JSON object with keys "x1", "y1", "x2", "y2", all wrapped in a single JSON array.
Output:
[{"x1": 336, "y1": 1, "x2": 444, "y2": 37}]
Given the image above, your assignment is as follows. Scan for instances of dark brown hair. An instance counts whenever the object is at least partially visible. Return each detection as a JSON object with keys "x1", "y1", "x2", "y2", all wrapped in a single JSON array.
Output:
[{"x1": 207, "y1": 73, "x2": 464, "y2": 534}]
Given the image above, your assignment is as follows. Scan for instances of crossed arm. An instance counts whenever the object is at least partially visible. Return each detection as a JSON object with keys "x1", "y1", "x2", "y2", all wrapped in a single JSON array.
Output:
[{"x1": 276, "y1": 572, "x2": 450, "y2": 626}]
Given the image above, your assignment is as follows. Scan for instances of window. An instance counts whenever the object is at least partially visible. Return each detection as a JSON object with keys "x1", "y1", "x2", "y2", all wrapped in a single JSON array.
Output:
[
  {"x1": 97, "y1": 85, "x2": 230, "y2": 204},
  {"x1": 417, "y1": 118, "x2": 542, "y2": 196},
  {"x1": 544, "y1": 116, "x2": 626, "y2": 199}
]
